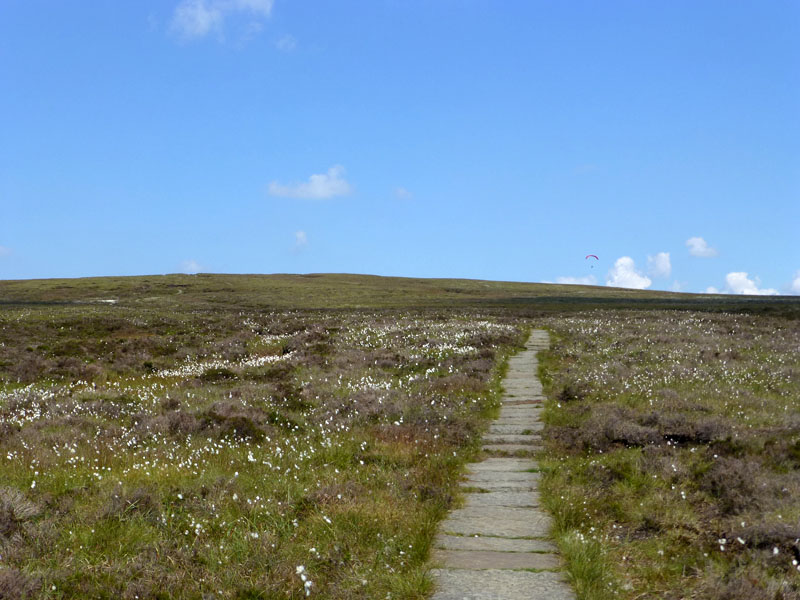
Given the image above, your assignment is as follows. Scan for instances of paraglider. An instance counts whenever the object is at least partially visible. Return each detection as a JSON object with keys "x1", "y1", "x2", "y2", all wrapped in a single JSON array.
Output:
[{"x1": 585, "y1": 254, "x2": 599, "y2": 268}]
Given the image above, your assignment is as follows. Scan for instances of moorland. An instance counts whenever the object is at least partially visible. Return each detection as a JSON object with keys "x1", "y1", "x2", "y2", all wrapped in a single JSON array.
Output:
[{"x1": 0, "y1": 273, "x2": 798, "y2": 599}]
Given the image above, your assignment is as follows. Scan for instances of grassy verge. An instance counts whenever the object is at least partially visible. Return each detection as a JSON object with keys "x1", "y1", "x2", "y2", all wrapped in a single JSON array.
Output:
[
  {"x1": 0, "y1": 306, "x2": 526, "y2": 599},
  {"x1": 538, "y1": 311, "x2": 800, "y2": 599}
]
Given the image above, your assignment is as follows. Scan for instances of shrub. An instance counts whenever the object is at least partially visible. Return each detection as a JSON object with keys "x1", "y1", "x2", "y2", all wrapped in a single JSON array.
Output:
[
  {"x1": 0, "y1": 568, "x2": 40, "y2": 600},
  {"x1": 199, "y1": 366, "x2": 237, "y2": 382}
]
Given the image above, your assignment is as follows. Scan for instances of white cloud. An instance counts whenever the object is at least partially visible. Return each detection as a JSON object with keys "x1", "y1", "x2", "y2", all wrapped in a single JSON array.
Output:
[
  {"x1": 724, "y1": 272, "x2": 778, "y2": 296},
  {"x1": 0, "y1": 246, "x2": 11, "y2": 258},
  {"x1": 235, "y1": 0, "x2": 273, "y2": 12},
  {"x1": 394, "y1": 187, "x2": 412, "y2": 200},
  {"x1": 269, "y1": 165, "x2": 352, "y2": 199},
  {"x1": 180, "y1": 259, "x2": 203, "y2": 274},
  {"x1": 647, "y1": 252, "x2": 671, "y2": 278},
  {"x1": 293, "y1": 230, "x2": 308, "y2": 252},
  {"x1": 172, "y1": 0, "x2": 223, "y2": 37},
  {"x1": 686, "y1": 236, "x2": 718, "y2": 258},
  {"x1": 791, "y1": 271, "x2": 800, "y2": 295},
  {"x1": 275, "y1": 34, "x2": 297, "y2": 52},
  {"x1": 705, "y1": 286, "x2": 720, "y2": 294},
  {"x1": 670, "y1": 280, "x2": 685, "y2": 292},
  {"x1": 171, "y1": 0, "x2": 273, "y2": 40},
  {"x1": 555, "y1": 275, "x2": 597, "y2": 285},
  {"x1": 606, "y1": 257, "x2": 652, "y2": 290}
]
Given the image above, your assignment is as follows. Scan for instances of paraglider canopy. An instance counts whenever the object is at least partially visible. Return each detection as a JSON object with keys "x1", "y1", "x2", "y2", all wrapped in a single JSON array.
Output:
[{"x1": 585, "y1": 254, "x2": 599, "y2": 260}]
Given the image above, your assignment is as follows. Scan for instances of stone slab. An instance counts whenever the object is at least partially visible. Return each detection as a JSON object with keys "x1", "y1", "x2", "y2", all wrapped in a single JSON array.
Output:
[
  {"x1": 435, "y1": 534, "x2": 556, "y2": 553},
  {"x1": 432, "y1": 549, "x2": 561, "y2": 570},
  {"x1": 440, "y1": 508, "x2": 552, "y2": 538},
  {"x1": 431, "y1": 569, "x2": 574, "y2": 600},
  {"x1": 467, "y1": 458, "x2": 536, "y2": 472},
  {"x1": 500, "y1": 392, "x2": 544, "y2": 399},
  {"x1": 502, "y1": 386, "x2": 543, "y2": 393},
  {"x1": 492, "y1": 409, "x2": 542, "y2": 424},
  {"x1": 494, "y1": 420, "x2": 541, "y2": 428},
  {"x1": 501, "y1": 384, "x2": 542, "y2": 391},
  {"x1": 463, "y1": 491, "x2": 538, "y2": 508},
  {"x1": 501, "y1": 390, "x2": 543, "y2": 396},
  {"x1": 439, "y1": 516, "x2": 549, "y2": 538},
  {"x1": 500, "y1": 402, "x2": 542, "y2": 409},
  {"x1": 488, "y1": 423, "x2": 543, "y2": 434},
  {"x1": 500, "y1": 399, "x2": 544, "y2": 406},
  {"x1": 445, "y1": 505, "x2": 541, "y2": 521},
  {"x1": 500, "y1": 396, "x2": 543, "y2": 403},
  {"x1": 463, "y1": 480, "x2": 538, "y2": 492},
  {"x1": 482, "y1": 444, "x2": 540, "y2": 454},
  {"x1": 466, "y1": 471, "x2": 539, "y2": 483},
  {"x1": 481, "y1": 434, "x2": 540, "y2": 444},
  {"x1": 500, "y1": 399, "x2": 540, "y2": 403},
  {"x1": 499, "y1": 406, "x2": 542, "y2": 415}
]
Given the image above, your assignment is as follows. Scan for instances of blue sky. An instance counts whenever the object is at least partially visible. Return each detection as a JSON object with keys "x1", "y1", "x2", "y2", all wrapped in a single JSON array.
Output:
[{"x1": 1, "y1": 1, "x2": 798, "y2": 294}]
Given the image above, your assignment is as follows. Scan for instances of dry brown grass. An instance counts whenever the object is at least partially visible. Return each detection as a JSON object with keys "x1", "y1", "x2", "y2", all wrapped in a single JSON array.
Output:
[
  {"x1": 0, "y1": 303, "x2": 525, "y2": 598},
  {"x1": 539, "y1": 310, "x2": 800, "y2": 599}
]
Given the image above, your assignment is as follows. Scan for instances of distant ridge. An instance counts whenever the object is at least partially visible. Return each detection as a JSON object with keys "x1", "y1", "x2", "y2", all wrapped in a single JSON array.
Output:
[{"x1": 1, "y1": 273, "x2": 797, "y2": 313}]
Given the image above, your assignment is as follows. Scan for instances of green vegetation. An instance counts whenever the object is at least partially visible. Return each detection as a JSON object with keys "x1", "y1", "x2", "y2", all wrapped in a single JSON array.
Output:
[
  {"x1": 539, "y1": 311, "x2": 800, "y2": 599},
  {"x1": 0, "y1": 283, "x2": 528, "y2": 598},
  {"x1": 2, "y1": 272, "x2": 799, "y2": 314},
  {"x1": 1, "y1": 273, "x2": 798, "y2": 599}
]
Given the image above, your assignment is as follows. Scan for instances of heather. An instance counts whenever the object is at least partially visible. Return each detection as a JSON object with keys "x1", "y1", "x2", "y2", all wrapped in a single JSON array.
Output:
[
  {"x1": 0, "y1": 304, "x2": 525, "y2": 599},
  {"x1": 2, "y1": 273, "x2": 799, "y2": 599},
  {"x1": 538, "y1": 310, "x2": 800, "y2": 599}
]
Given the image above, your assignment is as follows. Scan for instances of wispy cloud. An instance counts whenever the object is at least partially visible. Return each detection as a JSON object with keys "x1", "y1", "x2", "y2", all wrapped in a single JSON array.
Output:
[
  {"x1": 275, "y1": 34, "x2": 297, "y2": 52},
  {"x1": 791, "y1": 271, "x2": 800, "y2": 295},
  {"x1": 686, "y1": 236, "x2": 718, "y2": 258},
  {"x1": 394, "y1": 187, "x2": 412, "y2": 200},
  {"x1": 180, "y1": 259, "x2": 203, "y2": 274},
  {"x1": 293, "y1": 230, "x2": 308, "y2": 253},
  {"x1": 556, "y1": 275, "x2": 597, "y2": 285},
  {"x1": 647, "y1": 252, "x2": 671, "y2": 278},
  {"x1": 269, "y1": 166, "x2": 352, "y2": 200},
  {"x1": 606, "y1": 256, "x2": 651, "y2": 290},
  {"x1": 724, "y1": 272, "x2": 777, "y2": 296},
  {"x1": 171, "y1": 0, "x2": 273, "y2": 40},
  {"x1": 573, "y1": 164, "x2": 600, "y2": 175}
]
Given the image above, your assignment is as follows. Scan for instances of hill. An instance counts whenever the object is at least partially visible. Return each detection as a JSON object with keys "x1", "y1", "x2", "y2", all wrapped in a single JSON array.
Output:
[{"x1": 2, "y1": 272, "x2": 798, "y2": 314}]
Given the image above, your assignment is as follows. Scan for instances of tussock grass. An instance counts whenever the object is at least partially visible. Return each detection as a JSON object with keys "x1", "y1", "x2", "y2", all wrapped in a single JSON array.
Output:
[
  {"x1": 2, "y1": 274, "x2": 798, "y2": 598},
  {"x1": 0, "y1": 300, "x2": 526, "y2": 599},
  {"x1": 539, "y1": 310, "x2": 800, "y2": 599}
]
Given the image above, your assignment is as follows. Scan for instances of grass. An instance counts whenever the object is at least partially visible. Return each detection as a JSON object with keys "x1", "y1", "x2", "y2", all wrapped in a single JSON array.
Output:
[
  {"x1": 3, "y1": 272, "x2": 799, "y2": 314},
  {"x1": 538, "y1": 310, "x2": 800, "y2": 599},
  {"x1": 1, "y1": 273, "x2": 799, "y2": 599},
  {"x1": 0, "y1": 298, "x2": 527, "y2": 599}
]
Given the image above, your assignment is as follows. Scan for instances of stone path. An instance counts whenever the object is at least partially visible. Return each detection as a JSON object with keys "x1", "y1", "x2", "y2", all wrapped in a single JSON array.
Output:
[{"x1": 429, "y1": 330, "x2": 575, "y2": 600}]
